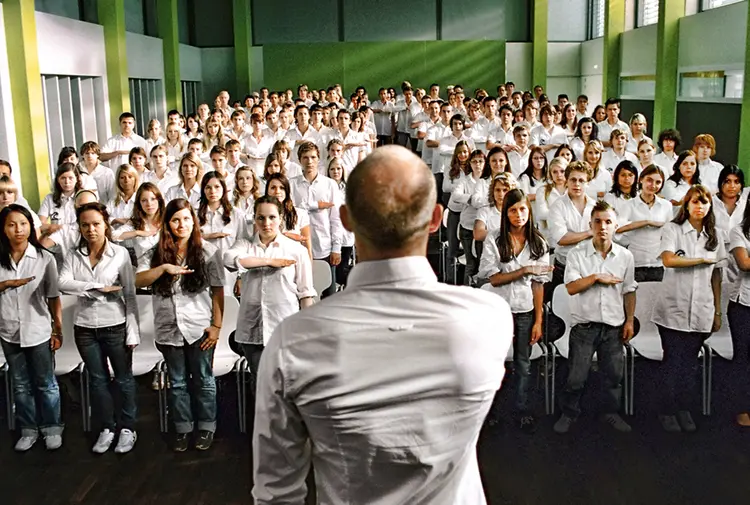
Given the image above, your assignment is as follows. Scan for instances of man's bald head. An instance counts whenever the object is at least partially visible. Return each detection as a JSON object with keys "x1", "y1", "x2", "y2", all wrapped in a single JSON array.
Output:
[{"x1": 346, "y1": 146, "x2": 437, "y2": 250}]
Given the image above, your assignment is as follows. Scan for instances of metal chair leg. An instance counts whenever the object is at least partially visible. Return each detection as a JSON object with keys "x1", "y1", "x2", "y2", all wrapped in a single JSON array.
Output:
[
  {"x1": 2, "y1": 364, "x2": 14, "y2": 431},
  {"x1": 621, "y1": 351, "x2": 629, "y2": 415},
  {"x1": 626, "y1": 344, "x2": 635, "y2": 415},
  {"x1": 157, "y1": 360, "x2": 167, "y2": 433},
  {"x1": 550, "y1": 344, "x2": 557, "y2": 416},
  {"x1": 77, "y1": 363, "x2": 90, "y2": 432},
  {"x1": 236, "y1": 357, "x2": 247, "y2": 433},
  {"x1": 701, "y1": 343, "x2": 713, "y2": 416}
]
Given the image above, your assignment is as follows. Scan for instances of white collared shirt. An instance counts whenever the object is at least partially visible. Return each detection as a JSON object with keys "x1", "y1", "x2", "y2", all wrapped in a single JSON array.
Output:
[
  {"x1": 535, "y1": 185, "x2": 566, "y2": 242},
  {"x1": 476, "y1": 205, "x2": 501, "y2": 234},
  {"x1": 141, "y1": 167, "x2": 179, "y2": 194},
  {"x1": 423, "y1": 122, "x2": 449, "y2": 172},
  {"x1": 89, "y1": 165, "x2": 116, "y2": 204},
  {"x1": 289, "y1": 174, "x2": 343, "y2": 259},
  {"x1": 652, "y1": 221, "x2": 727, "y2": 333},
  {"x1": 332, "y1": 129, "x2": 365, "y2": 175},
  {"x1": 102, "y1": 133, "x2": 147, "y2": 170},
  {"x1": 507, "y1": 149, "x2": 530, "y2": 178},
  {"x1": 478, "y1": 232, "x2": 551, "y2": 313},
  {"x1": 436, "y1": 134, "x2": 476, "y2": 176},
  {"x1": 596, "y1": 119, "x2": 630, "y2": 144},
  {"x1": 164, "y1": 182, "x2": 201, "y2": 211},
  {"x1": 626, "y1": 134, "x2": 652, "y2": 154},
  {"x1": 252, "y1": 257, "x2": 511, "y2": 505},
  {"x1": 600, "y1": 149, "x2": 638, "y2": 174},
  {"x1": 111, "y1": 222, "x2": 161, "y2": 262},
  {"x1": 223, "y1": 233, "x2": 315, "y2": 345},
  {"x1": 38, "y1": 193, "x2": 76, "y2": 224},
  {"x1": 699, "y1": 159, "x2": 723, "y2": 194},
  {"x1": 0, "y1": 246, "x2": 59, "y2": 347},
  {"x1": 470, "y1": 177, "x2": 492, "y2": 209},
  {"x1": 548, "y1": 194, "x2": 595, "y2": 264},
  {"x1": 448, "y1": 173, "x2": 481, "y2": 227},
  {"x1": 58, "y1": 241, "x2": 140, "y2": 345},
  {"x1": 530, "y1": 123, "x2": 568, "y2": 162},
  {"x1": 467, "y1": 117, "x2": 500, "y2": 152},
  {"x1": 200, "y1": 206, "x2": 246, "y2": 252},
  {"x1": 653, "y1": 152, "x2": 677, "y2": 176},
  {"x1": 569, "y1": 137, "x2": 586, "y2": 161},
  {"x1": 565, "y1": 240, "x2": 637, "y2": 327},
  {"x1": 713, "y1": 194, "x2": 746, "y2": 246},
  {"x1": 487, "y1": 123, "x2": 515, "y2": 147},
  {"x1": 586, "y1": 166, "x2": 613, "y2": 199},
  {"x1": 369, "y1": 100, "x2": 395, "y2": 135},
  {"x1": 243, "y1": 131, "x2": 276, "y2": 178},
  {"x1": 106, "y1": 194, "x2": 136, "y2": 223},
  {"x1": 284, "y1": 126, "x2": 322, "y2": 163},
  {"x1": 661, "y1": 179, "x2": 691, "y2": 207},
  {"x1": 729, "y1": 224, "x2": 750, "y2": 305},
  {"x1": 137, "y1": 242, "x2": 225, "y2": 346}
]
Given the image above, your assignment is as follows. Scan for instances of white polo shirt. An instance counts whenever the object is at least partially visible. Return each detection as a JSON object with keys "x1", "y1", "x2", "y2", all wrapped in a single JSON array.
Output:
[
  {"x1": 729, "y1": 224, "x2": 750, "y2": 305},
  {"x1": 620, "y1": 195, "x2": 673, "y2": 267},
  {"x1": 548, "y1": 194, "x2": 595, "y2": 265},
  {"x1": 597, "y1": 119, "x2": 630, "y2": 144},
  {"x1": 102, "y1": 133, "x2": 147, "y2": 170}
]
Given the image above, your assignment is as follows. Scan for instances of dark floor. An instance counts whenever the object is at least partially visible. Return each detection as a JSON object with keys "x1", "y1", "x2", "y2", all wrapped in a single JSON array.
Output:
[{"x1": 1, "y1": 358, "x2": 749, "y2": 505}]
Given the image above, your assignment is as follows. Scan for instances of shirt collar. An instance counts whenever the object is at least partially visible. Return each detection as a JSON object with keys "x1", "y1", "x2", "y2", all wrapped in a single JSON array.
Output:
[
  {"x1": 347, "y1": 256, "x2": 437, "y2": 289},
  {"x1": 251, "y1": 233, "x2": 283, "y2": 248},
  {"x1": 680, "y1": 219, "x2": 708, "y2": 238},
  {"x1": 585, "y1": 239, "x2": 618, "y2": 258}
]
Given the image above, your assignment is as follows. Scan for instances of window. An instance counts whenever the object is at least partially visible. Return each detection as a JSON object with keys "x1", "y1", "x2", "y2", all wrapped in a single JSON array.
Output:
[
  {"x1": 638, "y1": 0, "x2": 659, "y2": 26},
  {"x1": 181, "y1": 81, "x2": 201, "y2": 116},
  {"x1": 128, "y1": 79, "x2": 165, "y2": 137},
  {"x1": 590, "y1": 0, "x2": 606, "y2": 38},
  {"x1": 41, "y1": 75, "x2": 108, "y2": 179},
  {"x1": 678, "y1": 71, "x2": 742, "y2": 99},
  {"x1": 620, "y1": 76, "x2": 656, "y2": 98},
  {"x1": 702, "y1": 0, "x2": 743, "y2": 10}
]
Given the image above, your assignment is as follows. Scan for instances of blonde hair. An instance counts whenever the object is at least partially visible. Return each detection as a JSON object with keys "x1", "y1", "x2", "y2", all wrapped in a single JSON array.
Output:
[
  {"x1": 114, "y1": 164, "x2": 139, "y2": 206},
  {"x1": 544, "y1": 157, "x2": 569, "y2": 199}
]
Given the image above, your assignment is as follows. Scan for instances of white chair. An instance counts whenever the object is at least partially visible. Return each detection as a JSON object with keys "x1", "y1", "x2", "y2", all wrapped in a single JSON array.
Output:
[
  {"x1": 57, "y1": 295, "x2": 87, "y2": 429},
  {"x1": 312, "y1": 259, "x2": 332, "y2": 301},
  {"x1": 704, "y1": 282, "x2": 734, "y2": 360},
  {"x1": 0, "y1": 344, "x2": 11, "y2": 430},
  {"x1": 548, "y1": 285, "x2": 634, "y2": 416}
]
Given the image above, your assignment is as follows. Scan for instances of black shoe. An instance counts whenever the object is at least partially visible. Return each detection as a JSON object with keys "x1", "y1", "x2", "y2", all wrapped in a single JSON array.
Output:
[
  {"x1": 174, "y1": 433, "x2": 189, "y2": 452},
  {"x1": 519, "y1": 415, "x2": 537, "y2": 434},
  {"x1": 195, "y1": 430, "x2": 214, "y2": 451}
]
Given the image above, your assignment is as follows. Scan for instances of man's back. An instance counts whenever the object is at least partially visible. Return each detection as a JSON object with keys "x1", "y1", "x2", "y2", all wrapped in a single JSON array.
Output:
[{"x1": 253, "y1": 257, "x2": 512, "y2": 505}]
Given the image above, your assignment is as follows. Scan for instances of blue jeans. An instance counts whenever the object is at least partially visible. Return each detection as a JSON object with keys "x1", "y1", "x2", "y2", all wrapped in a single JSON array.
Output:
[
  {"x1": 157, "y1": 335, "x2": 217, "y2": 433},
  {"x1": 0, "y1": 338, "x2": 63, "y2": 437},
  {"x1": 560, "y1": 322, "x2": 624, "y2": 419},
  {"x1": 728, "y1": 301, "x2": 750, "y2": 407},
  {"x1": 459, "y1": 226, "x2": 477, "y2": 286},
  {"x1": 657, "y1": 325, "x2": 709, "y2": 413},
  {"x1": 513, "y1": 311, "x2": 535, "y2": 413},
  {"x1": 75, "y1": 323, "x2": 137, "y2": 431}
]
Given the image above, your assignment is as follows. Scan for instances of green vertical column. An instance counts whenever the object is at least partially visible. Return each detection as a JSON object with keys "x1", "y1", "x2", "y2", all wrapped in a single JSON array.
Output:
[
  {"x1": 98, "y1": 0, "x2": 131, "y2": 132},
  {"x1": 158, "y1": 0, "x2": 182, "y2": 112},
  {"x1": 602, "y1": 0, "x2": 625, "y2": 101},
  {"x1": 234, "y1": 0, "x2": 253, "y2": 94},
  {"x1": 499, "y1": 41, "x2": 507, "y2": 86},
  {"x1": 3, "y1": 0, "x2": 51, "y2": 209},
  {"x1": 531, "y1": 0, "x2": 548, "y2": 91},
  {"x1": 739, "y1": 2, "x2": 750, "y2": 171},
  {"x1": 653, "y1": 0, "x2": 684, "y2": 134}
]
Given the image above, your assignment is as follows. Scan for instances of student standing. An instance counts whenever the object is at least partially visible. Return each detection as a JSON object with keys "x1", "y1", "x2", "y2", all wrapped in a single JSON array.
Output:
[
  {"x1": 80, "y1": 142, "x2": 115, "y2": 204},
  {"x1": 135, "y1": 199, "x2": 225, "y2": 451},
  {"x1": 327, "y1": 158, "x2": 355, "y2": 286},
  {"x1": 38, "y1": 163, "x2": 80, "y2": 236},
  {"x1": 142, "y1": 145, "x2": 178, "y2": 193},
  {"x1": 600, "y1": 129, "x2": 638, "y2": 174},
  {"x1": 100, "y1": 112, "x2": 147, "y2": 170},
  {"x1": 693, "y1": 134, "x2": 723, "y2": 194},
  {"x1": 554, "y1": 200, "x2": 636, "y2": 434},
  {"x1": 266, "y1": 173, "x2": 312, "y2": 259},
  {"x1": 535, "y1": 157, "x2": 569, "y2": 243},
  {"x1": 596, "y1": 98, "x2": 629, "y2": 148},
  {"x1": 654, "y1": 129, "x2": 681, "y2": 175},
  {"x1": 59, "y1": 203, "x2": 139, "y2": 454},
  {"x1": 112, "y1": 182, "x2": 164, "y2": 262},
  {"x1": 450, "y1": 150, "x2": 486, "y2": 285},
  {"x1": 663, "y1": 150, "x2": 700, "y2": 209},
  {"x1": 165, "y1": 153, "x2": 204, "y2": 210},
  {"x1": 470, "y1": 147, "x2": 511, "y2": 209},
  {"x1": 728, "y1": 195, "x2": 750, "y2": 427},
  {"x1": 652, "y1": 185, "x2": 725, "y2": 433},
  {"x1": 604, "y1": 160, "x2": 639, "y2": 218}
]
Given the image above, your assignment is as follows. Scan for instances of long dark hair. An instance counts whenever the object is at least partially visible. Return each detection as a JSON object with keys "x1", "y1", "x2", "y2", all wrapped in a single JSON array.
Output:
[
  {"x1": 448, "y1": 140, "x2": 471, "y2": 180},
  {"x1": 198, "y1": 171, "x2": 233, "y2": 226},
  {"x1": 668, "y1": 150, "x2": 701, "y2": 185},
  {"x1": 520, "y1": 147, "x2": 548, "y2": 188},
  {"x1": 741, "y1": 188, "x2": 750, "y2": 239},
  {"x1": 0, "y1": 205, "x2": 45, "y2": 270},
  {"x1": 132, "y1": 182, "x2": 165, "y2": 231},
  {"x1": 495, "y1": 189, "x2": 548, "y2": 262},
  {"x1": 469, "y1": 150, "x2": 491, "y2": 178},
  {"x1": 673, "y1": 185, "x2": 718, "y2": 252},
  {"x1": 151, "y1": 199, "x2": 207, "y2": 296},
  {"x1": 609, "y1": 161, "x2": 639, "y2": 199},
  {"x1": 75, "y1": 202, "x2": 113, "y2": 262},
  {"x1": 265, "y1": 173, "x2": 298, "y2": 231},
  {"x1": 718, "y1": 164, "x2": 745, "y2": 200},
  {"x1": 574, "y1": 117, "x2": 598, "y2": 142},
  {"x1": 52, "y1": 163, "x2": 82, "y2": 206}
]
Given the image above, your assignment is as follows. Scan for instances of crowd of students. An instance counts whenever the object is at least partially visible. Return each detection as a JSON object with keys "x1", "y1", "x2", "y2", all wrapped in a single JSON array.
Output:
[{"x1": 1, "y1": 80, "x2": 749, "y2": 456}]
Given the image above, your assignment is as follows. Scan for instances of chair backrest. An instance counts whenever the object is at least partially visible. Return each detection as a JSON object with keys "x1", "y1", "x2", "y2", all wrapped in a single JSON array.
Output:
[
  {"x1": 442, "y1": 207, "x2": 449, "y2": 228},
  {"x1": 312, "y1": 259, "x2": 332, "y2": 297},
  {"x1": 629, "y1": 281, "x2": 663, "y2": 360},
  {"x1": 213, "y1": 296, "x2": 241, "y2": 377},
  {"x1": 705, "y1": 280, "x2": 734, "y2": 360},
  {"x1": 55, "y1": 294, "x2": 83, "y2": 375},
  {"x1": 551, "y1": 284, "x2": 572, "y2": 358},
  {"x1": 131, "y1": 295, "x2": 161, "y2": 376}
]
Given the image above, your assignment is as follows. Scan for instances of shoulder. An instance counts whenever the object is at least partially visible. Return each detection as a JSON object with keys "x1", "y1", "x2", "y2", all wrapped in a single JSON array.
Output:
[
  {"x1": 612, "y1": 242, "x2": 634, "y2": 260},
  {"x1": 201, "y1": 240, "x2": 219, "y2": 258},
  {"x1": 38, "y1": 248, "x2": 57, "y2": 264}
]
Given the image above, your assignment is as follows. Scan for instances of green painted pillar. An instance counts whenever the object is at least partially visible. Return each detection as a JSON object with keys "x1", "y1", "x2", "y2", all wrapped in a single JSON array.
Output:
[
  {"x1": 3, "y1": 0, "x2": 51, "y2": 209},
  {"x1": 234, "y1": 0, "x2": 253, "y2": 94},
  {"x1": 531, "y1": 0, "x2": 548, "y2": 91},
  {"x1": 739, "y1": 1, "x2": 750, "y2": 170},
  {"x1": 653, "y1": 0, "x2": 684, "y2": 134},
  {"x1": 98, "y1": 0, "x2": 131, "y2": 132},
  {"x1": 602, "y1": 0, "x2": 625, "y2": 101},
  {"x1": 158, "y1": 0, "x2": 182, "y2": 112}
]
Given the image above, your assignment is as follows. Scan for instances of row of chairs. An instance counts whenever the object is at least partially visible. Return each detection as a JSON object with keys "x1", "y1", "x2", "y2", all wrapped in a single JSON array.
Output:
[{"x1": 0, "y1": 260, "x2": 334, "y2": 435}]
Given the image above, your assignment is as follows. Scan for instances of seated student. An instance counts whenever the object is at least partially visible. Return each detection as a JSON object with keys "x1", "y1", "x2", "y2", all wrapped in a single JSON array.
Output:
[
  {"x1": 222, "y1": 195, "x2": 315, "y2": 389},
  {"x1": 57, "y1": 146, "x2": 98, "y2": 195},
  {"x1": 0, "y1": 176, "x2": 43, "y2": 233},
  {"x1": 208, "y1": 146, "x2": 235, "y2": 192},
  {"x1": 164, "y1": 123, "x2": 186, "y2": 166},
  {"x1": 142, "y1": 145, "x2": 178, "y2": 193},
  {"x1": 529, "y1": 104, "x2": 568, "y2": 163},
  {"x1": 636, "y1": 138, "x2": 659, "y2": 174},
  {"x1": 604, "y1": 160, "x2": 639, "y2": 219},
  {"x1": 507, "y1": 125, "x2": 532, "y2": 179},
  {"x1": 554, "y1": 200, "x2": 636, "y2": 434},
  {"x1": 693, "y1": 134, "x2": 723, "y2": 194},
  {"x1": 224, "y1": 139, "x2": 245, "y2": 174},
  {"x1": 652, "y1": 185, "x2": 725, "y2": 433},
  {"x1": 474, "y1": 172, "x2": 517, "y2": 253},
  {"x1": 271, "y1": 139, "x2": 302, "y2": 180},
  {"x1": 112, "y1": 182, "x2": 165, "y2": 262},
  {"x1": 0, "y1": 204, "x2": 64, "y2": 452},
  {"x1": 596, "y1": 98, "x2": 630, "y2": 148},
  {"x1": 450, "y1": 150, "x2": 487, "y2": 285},
  {"x1": 713, "y1": 165, "x2": 746, "y2": 283},
  {"x1": 165, "y1": 153, "x2": 204, "y2": 211},
  {"x1": 198, "y1": 171, "x2": 244, "y2": 253},
  {"x1": 59, "y1": 202, "x2": 139, "y2": 454},
  {"x1": 107, "y1": 164, "x2": 139, "y2": 229},
  {"x1": 233, "y1": 165, "x2": 261, "y2": 222},
  {"x1": 470, "y1": 147, "x2": 511, "y2": 209},
  {"x1": 202, "y1": 118, "x2": 226, "y2": 155},
  {"x1": 80, "y1": 141, "x2": 115, "y2": 204},
  {"x1": 728, "y1": 194, "x2": 750, "y2": 427},
  {"x1": 548, "y1": 161, "x2": 596, "y2": 295},
  {"x1": 662, "y1": 150, "x2": 700, "y2": 209},
  {"x1": 478, "y1": 189, "x2": 552, "y2": 431},
  {"x1": 265, "y1": 173, "x2": 312, "y2": 260},
  {"x1": 518, "y1": 147, "x2": 547, "y2": 201},
  {"x1": 616, "y1": 164, "x2": 672, "y2": 282},
  {"x1": 39, "y1": 163, "x2": 81, "y2": 236},
  {"x1": 243, "y1": 113, "x2": 275, "y2": 179},
  {"x1": 600, "y1": 129, "x2": 638, "y2": 174},
  {"x1": 186, "y1": 114, "x2": 203, "y2": 141},
  {"x1": 627, "y1": 113, "x2": 651, "y2": 154},
  {"x1": 326, "y1": 158, "x2": 355, "y2": 286},
  {"x1": 145, "y1": 119, "x2": 165, "y2": 157},
  {"x1": 569, "y1": 117, "x2": 598, "y2": 161},
  {"x1": 135, "y1": 199, "x2": 224, "y2": 452},
  {"x1": 535, "y1": 157, "x2": 569, "y2": 244},
  {"x1": 654, "y1": 129, "x2": 681, "y2": 175},
  {"x1": 39, "y1": 189, "x2": 98, "y2": 259},
  {"x1": 100, "y1": 112, "x2": 147, "y2": 170}
]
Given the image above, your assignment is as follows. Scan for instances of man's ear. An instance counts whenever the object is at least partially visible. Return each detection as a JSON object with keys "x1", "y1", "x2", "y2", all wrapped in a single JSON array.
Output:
[
  {"x1": 340, "y1": 204, "x2": 354, "y2": 233},
  {"x1": 429, "y1": 204, "x2": 443, "y2": 234}
]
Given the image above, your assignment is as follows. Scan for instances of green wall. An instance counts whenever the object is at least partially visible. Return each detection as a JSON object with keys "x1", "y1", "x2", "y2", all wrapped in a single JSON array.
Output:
[{"x1": 263, "y1": 40, "x2": 506, "y2": 95}]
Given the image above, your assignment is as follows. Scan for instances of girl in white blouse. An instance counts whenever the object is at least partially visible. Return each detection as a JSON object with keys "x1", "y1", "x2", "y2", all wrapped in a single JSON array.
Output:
[
  {"x1": 604, "y1": 160, "x2": 638, "y2": 219},
  {"x1": 569, "y1": 118, "x2": 598, "y2": 161},
  {"x1": 222, "y1": 196, "x2": 315, "y2": 389},
  {"x1": 474, "y1": 172, "x2": 517, "y2": 244},
  {"x1": 443, "y1": 141, "x2": 471, "y2": 281},
  {"x1": 728, "y1": 197, "x2": 750, "y2": 427},
  {"x1": 450, "y1": 150, "x2": 487, "y2": 285},
  {"x1": 265, "y1": 173, "x2": 312, "y2": 260},
  {"x1": 38, "y1": 163, "x2": 80, "y2": 236},
  {"x1": 59, "y1": 202, "x2": 139, "y2": 454},
  {"x1": 518, "y1": 147, "x2": 547, "y2": 201},
  {"x1": 662, "y1": 150, "x2": 700, "y2": 209},
  {"x1": 112, "y1": 182, "x2": 164, "y2": 262},
  {"x1": 186, "y1": 114, "x2": 203, "y2": 141},
  {"x1": 470, "y1": 146, "x2": 511, "y2": 210},
  {"x1": 713, "y1": 165, "x2": 745, "y2": 284},
  {"x1": 198, "y1": 172, "x2": 245, "y2": 254},
  {"x1": 202, "y1": 118, "x2": 226, "y2": 155},
  {"x1": 164, "y1": 123, "x2": 186, "y2": 166},
  {"x1": 583, "y1": 140, "x2": 611, "y2": 199},
  {"x1": 652, "y1": 185, "x2": 725, "y2": 433},
  {"x1": 535, "y1": 157, "x2": 568, "y2": 244},
  {"x1": 233, "y1": 166, "x2": 261, "y2": 223},
  {"x1": 165, "y1": 153, "x2": 204, "y2": 211},
  {"x1": 108, "y1": 164, "x2": 139, "y2": 228},
  {"x1": 478, "y1": 189, "x2": 552, "y2": 430},
  {"x1": 327, "y1": 158, "x2": 355, "y2": 286},
  {"x1": 0, "y1": 204, "x2": 63, "y2": 452}
]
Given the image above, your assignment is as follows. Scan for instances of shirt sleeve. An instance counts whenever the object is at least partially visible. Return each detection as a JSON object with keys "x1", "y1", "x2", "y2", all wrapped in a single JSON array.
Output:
[
  {"x1": 206, "y1": 246, "x2": 226, "y2": 287},
  {"x1": 252, "y1": 330, "x2": 312, "y2": 505},
  {"x1": 535, "y1": 186, "x2": 550, "y2": 221},
  {"x1": 119, "y1": 251, "x2": 141, "y2": 346},
  {"x1": 621, "y1": 250, "x2": 637, "y2": 295},
  {"x1": 223, "y1": 238, "x2": 251, "y2": 273},
  {"x1": 477, "y1": 232, "x2": 501, "y2": 279},
  {"x1": 548, "y1": 199, "x2": 569, "y2": 247},
  {"x1": 43, "y1": 253, "x2": 61, "y2": 299},
  {"x1": 294, "y1": 249, "x2": 316, "y2": 300},
  {"x1": 328, "y1": 185, "x2": 343, "y2": 254},
  {"x1": 58, "y1": 253, "x2": 105, "y2": 297},
  {"x1": 563, "y1": 248, "x2": 584, "y2": 284},
  {"x1": 532, "y1": 251, "x2": 552, "y2": 284},
  {"x1": 659, "y1": 222, "x2": 678, "y2": 256},
  {"x1": 136, "y1": 247, "x2": 154, "y2": 274},
  {"x1": 729, "y1": 225, "x2": 747, "y2": 253},
  {"x1": 38, "y1": 194, "x2": 52, "y2": 218}
]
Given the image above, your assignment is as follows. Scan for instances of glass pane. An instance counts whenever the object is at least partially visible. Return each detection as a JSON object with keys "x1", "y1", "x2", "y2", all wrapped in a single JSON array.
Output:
[
  {"x1": 679, "y1": 73, "x2": 725, "y2": 98},
  {"x1": 620, "y1": 78, "x2": 655, "y2": 98},
  {"x1": 703, "y1": 0, "x2": 742, "y2": 10}
]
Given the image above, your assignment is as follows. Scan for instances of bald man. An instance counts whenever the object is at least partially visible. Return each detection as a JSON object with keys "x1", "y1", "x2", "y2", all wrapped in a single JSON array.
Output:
[{"x1": 252, "y1": 145, "x2": 513, "y2": 505}]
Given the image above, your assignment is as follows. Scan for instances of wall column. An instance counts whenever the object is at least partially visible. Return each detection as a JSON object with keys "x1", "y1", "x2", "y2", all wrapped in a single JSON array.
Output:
[
  {"x1": 602, "y1": 0, "x2": 624, "y2": 101},
  {"x1": 531, "y1": 0, "x2": 548, "y2": 91},
  {"x1": 234, "y1": 0, "x2": 253, "y2": 95},
  {"x1": 738, "y1": 2, "x2": 750, "y2": 170},
  {"x1": 158, "y1": 0, "x2": 182, "y2": 112},
  {"x1": 98, "y1": 0, "x2": 130, "y2": 132},
  {"x1": 3, "y1": 0, "x2": 51, "y2": 209},
  {"x1": 653, "y1": 0, "x2": 684, "y2": 134}
]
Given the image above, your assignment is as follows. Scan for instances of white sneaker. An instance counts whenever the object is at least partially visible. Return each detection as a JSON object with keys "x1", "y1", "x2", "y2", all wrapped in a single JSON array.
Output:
[
  {"x1": 15, "y1": 433, "x2": 38, "y2": 452},
  {"x1": 44, "y1": 434, "x2": 63, "y2": 450},
  {"x1": 92, "y1": 429, "x2": 115, "y2": 454},
  {"x1": 114, "y1": 429, "x2": 137, "y2": 454}
]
